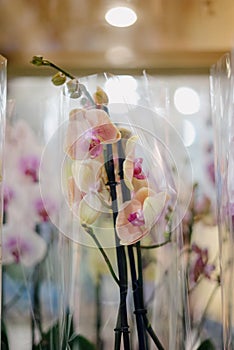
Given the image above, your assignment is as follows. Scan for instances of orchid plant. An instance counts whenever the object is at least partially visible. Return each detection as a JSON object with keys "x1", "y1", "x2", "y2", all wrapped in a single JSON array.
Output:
[
  {"x1": 30, "y1": 56, "x2": 176, "y2": 350},
  {"x1": 1, "y1": 118, "x2": 62, "y2": 349},
  {"x1": 28, "y1": 56, "x2": 221, "y2": 350}
]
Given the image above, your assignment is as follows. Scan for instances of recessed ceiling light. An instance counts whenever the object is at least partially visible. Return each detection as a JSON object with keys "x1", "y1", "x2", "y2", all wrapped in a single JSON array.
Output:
[{"x1": 105, "y1": 7, "x2": 137, "y2": 28}]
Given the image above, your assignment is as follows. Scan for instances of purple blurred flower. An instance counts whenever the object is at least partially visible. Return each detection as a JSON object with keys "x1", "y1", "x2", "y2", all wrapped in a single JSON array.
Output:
[
  {"x1": 34, "y1": 197, "x2": 56, "y2": 223},
  {"x1": 207, "y1": 161, "x2": 215, "y2": 185},
  {"x1": 18, "y1": 154, "x2": 40, "y2": 182},
  {"x1": 2, "y1": 224, "x2": 47, "y2": 267},
  {"x1": 190, "y1": 243, "x2": 215, "y2": 284},
  {"x1": 3, "y1": 185, "x2": 15, "y2": 211}
]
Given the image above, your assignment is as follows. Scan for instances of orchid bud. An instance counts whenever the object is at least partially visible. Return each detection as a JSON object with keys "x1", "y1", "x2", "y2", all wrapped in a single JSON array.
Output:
[
  {"x1": 64, "y1": 79, "x2": 82, "y2": 98},
  {"x1": 52, "y1": 72, "x2": 66, "y2": 86},
  {"x1": 78, "y1": 193, "x2": 102, "y2": 225},
  {"x1": 119, "y1": 127, "x2": 132, "y2": 139},
  {"x1": 30, "y1": 56, "x2": 45, "y2": 66},
  {"x1": 93, "y1": 86, "x2": 109, "y2": 105}
]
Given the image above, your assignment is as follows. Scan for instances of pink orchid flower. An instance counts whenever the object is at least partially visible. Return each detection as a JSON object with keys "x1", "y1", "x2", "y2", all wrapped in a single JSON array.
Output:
[
  {"x1": 116, "y1": 187, "x2": 168, "y2": 245},
  {"x1": 65, "y1": 108, "x2": 121, "y2": 160},
  {"x1": 123, "y1": 136, "x2": 148, "y2": 191},
  {"x1": 190, "y1": 243, "x2": 215, "y2": 284},
  {"x1": 2, "y1": 224, "x2": 47, "y2": 267}
]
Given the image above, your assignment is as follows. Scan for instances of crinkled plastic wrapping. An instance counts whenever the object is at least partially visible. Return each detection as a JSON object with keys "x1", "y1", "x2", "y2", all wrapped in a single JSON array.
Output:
[
  {"x1": 0, "y1": 55, "x2": 6, "y2": 345},
  {"x1": 210, "y1": 52, "x2": 234, "y2": 348},
  {"x1": 38, "y1": 73, "x2": 194, "y2": 349},
  {"x1": 142, "y1": 73, "x2": 211, "y2": 349},
  {"x1": 3, "y1": 69, "x2": 219, "y2": 350},
  {"x1": 1, "y1": 93, "x2": 64, "y2": 349}
]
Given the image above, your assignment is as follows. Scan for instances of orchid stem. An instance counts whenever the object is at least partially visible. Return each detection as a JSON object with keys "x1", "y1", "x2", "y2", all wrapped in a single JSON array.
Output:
[
  {"x1": 140, "y1": 238, "x2": 171, "y2": 249},
  {"x1": 83, "y1": 225, "x2": 120, "y2": 286},
  {"x1": 31, "y1": 56, "x2": 95, "y2": 106},
  {"x1": 32, "y1": 57, "x2": 76, "y2": 80},
  {"x1": 44, "y1": 61, "x2": 75, "y2": 80}
]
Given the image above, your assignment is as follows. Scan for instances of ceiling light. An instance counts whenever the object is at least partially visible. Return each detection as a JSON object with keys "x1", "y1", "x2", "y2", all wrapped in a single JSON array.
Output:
[
  {"x1": 174, "y1": 87, "x2": 200, "y2": 115},
  {"x1": 105, "y1": 7, "x2": 137, "y2": 28}
]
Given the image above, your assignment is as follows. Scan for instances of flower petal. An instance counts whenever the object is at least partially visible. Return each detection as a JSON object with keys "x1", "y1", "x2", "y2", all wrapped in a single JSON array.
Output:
[
  {"x1": 123, "y1": 136, "x2": 138, "y2": 190},
  {"x1": 65, "y1": 109, "x2": 90, "y2": 159},
  {"x1": 143, "y1": 191, "x2": 168, "y2": 228},
  {"x1": 118, "y1": 223, "x2": 146, "y2": 245},
  {"x1": 65, "y1": 109, "x2": 121, "y2": 159},
  {"x1": 67, "y1": 176, "x2": 82, "y2": 205},
  {"x1": 125, "y1": 136, "x2": 139, "y2": 160},
  {"x1": 116, "y1": 199, "x2": 147, "y2": 245},
  {"x1": 72, "y1": 159, "x2": 102, "y2": 193},
  {"x1": 134, "y1": 187, "x2": 150, "y2": 204},
  {"x1": 78, "y1": 192, "x2": 103, "y2": 225},
  {"x1": 85, "y1": 109, "x2": 121, "y2": 143},
  {"x1": 123, "y1": 159, "x2": 134, "y2": 191}
]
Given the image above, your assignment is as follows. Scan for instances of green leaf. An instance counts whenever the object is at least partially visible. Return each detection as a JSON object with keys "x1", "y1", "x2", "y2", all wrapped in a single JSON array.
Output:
[
  {"x1": 197, "y1": 339, "x2": 216, "y2": 350},
  {"x1": 68, "y1": 334, "x2": 96, "y2": 350}
]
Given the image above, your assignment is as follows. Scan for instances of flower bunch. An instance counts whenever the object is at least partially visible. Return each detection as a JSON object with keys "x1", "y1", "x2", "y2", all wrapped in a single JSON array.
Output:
[
  {"x1": 65, "y1": 101, "x2": 169, "y2": 350},
  {"x1": 2, "y1": 117, "x2": 61, "y2": 348},
  {"x1": 31, "y1": 56, "x2": 173, "y2": 350},
  {"x1": 65, "y1": 108, "x2": 168, "y2": 246}
]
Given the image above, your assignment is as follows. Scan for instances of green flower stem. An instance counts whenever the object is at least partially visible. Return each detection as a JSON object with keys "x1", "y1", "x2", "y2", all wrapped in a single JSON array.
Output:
[
  {"x1": 83, "y1": 225, "x2": 120, "y2": 286},
  {"x1": 44, "y1": 61, "x2": 75, "y2": 80},
  {"x1": 31, "y1": 56, "x2": 76, "y2": 80},
  {"x1": 31, "y1": 56, "x2": 94, "y2": 105},
  {"x1": 140, "y1": 238, "x2": 171, "y2": 249},
  {"x1": 105, "y1": 143, "x2": 130, "y2": 350}
]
